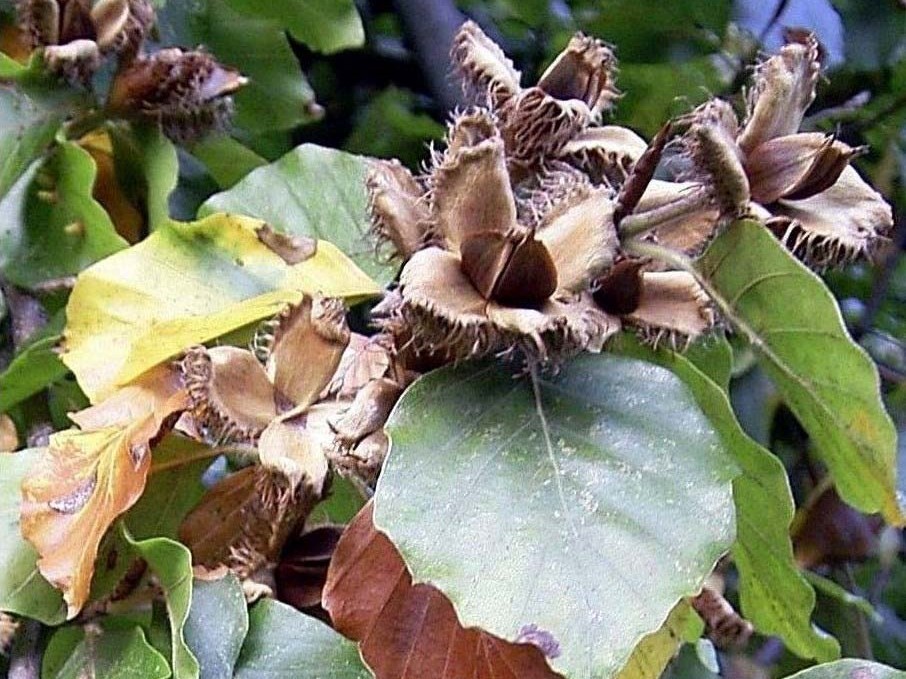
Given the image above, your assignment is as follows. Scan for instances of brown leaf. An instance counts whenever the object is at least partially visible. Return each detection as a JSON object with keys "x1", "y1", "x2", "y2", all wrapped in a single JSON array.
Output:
[
  {"x1": 20, "y1": 365, "x2": 188, "y2": 618},
  {"x1": 323, "y1": 503, "x2": 562, "y2": 679},
  {"x1": 793, "y1": 486, "x2": 883, "y2": 569},
  {"x1": 276, "y1": 524, "x2": 343, "y2": 619}
]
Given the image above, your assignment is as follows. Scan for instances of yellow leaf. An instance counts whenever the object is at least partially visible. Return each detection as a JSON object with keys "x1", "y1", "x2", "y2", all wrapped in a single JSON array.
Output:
[
  {"x1": 617, "y1": 602, "x2": 701, "y2": 679},
  {"x1": 78, "y1": 131, "x2": 144, "y2": 244},
  {"x1": 62, "y1": 213, "x2": 381, "y2": 402},
  {"x1": 20, "y1": 366, "x2": 189, "y2": 618}
]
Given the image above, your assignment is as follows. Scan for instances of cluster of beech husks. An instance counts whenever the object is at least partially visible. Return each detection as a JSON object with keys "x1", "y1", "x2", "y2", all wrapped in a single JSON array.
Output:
[
  {"x1": 174, "y1": 291, "x2": 415, "y2": 598},
  {"x1": 15, "y1": 0, "x2": 246, "y2": 141},
  {"x1": 369, "y1": 22, "x2": 893, "y2": 363}
]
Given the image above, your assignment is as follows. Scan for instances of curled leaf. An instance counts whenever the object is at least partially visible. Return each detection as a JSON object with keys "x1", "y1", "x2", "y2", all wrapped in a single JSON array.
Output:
[{"x1": 20, "y1": 365, "x2": 188, "y2": 617}]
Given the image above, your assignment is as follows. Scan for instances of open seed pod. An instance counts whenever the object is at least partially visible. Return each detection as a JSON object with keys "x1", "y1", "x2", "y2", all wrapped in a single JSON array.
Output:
[
  {"x1": 678, "y1": 32, "x2": 892, "y2": 268},
  {"x1": 594, "y1": 259, "x2": 715, "y2": 349},
  {"x1": 178, "y1": 296, "x2": 349, "y2": 598},
  {"x1": 16, "y1": 0, "x2": 154, "y2": 81},
  {"x1": 177, "y1": 422, "x2": 328, "y2": 600},
  {"x1": 451, "y1": 20, "x2": 624, "y2": 165},
  {"x1": 377, "y1": 110, "x2": 621, "y2": 364},
  {"x1": 108, "y1": 47, "x2": 248, "y2": 143},
  {"x1": 179, "y1": 295, "x2": 351, "y2": 445}
]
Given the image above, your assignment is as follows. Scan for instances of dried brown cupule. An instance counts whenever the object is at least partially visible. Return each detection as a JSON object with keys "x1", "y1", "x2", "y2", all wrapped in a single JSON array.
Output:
[
  {"x1": 107, "y1": 48, "x2": 247, "y2": 143},
  {"x1": 16, "y1": 0, "x2": 154, "y2": 81}
]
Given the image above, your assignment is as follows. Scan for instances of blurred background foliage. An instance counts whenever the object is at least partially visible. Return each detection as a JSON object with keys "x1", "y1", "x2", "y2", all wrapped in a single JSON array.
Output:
[{"x1": 1, "y1": 0, "x2": 905, "y2": 677}]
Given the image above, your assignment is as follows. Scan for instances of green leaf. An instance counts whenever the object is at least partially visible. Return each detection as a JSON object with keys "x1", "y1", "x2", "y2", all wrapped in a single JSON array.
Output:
[
  {"x1": 0, "y1": 448, "x2": 66, "y2": 624},
  {"x1": 616, "y1": 59, "x2": 725, "y2": 137},
  {"x1": 0, "y1": 84, "x2": 61, "y2": 200},
  {"x1": 156, "y1": 0, "x2": 319, "y2": 134},
  {"x1": 123, "y1": 528, "x2": 199, "y2": 679},
  {"x1": 0, "y1": 334, "x2": 67, "y2": 413},
  {"x1": 185, "y1": 574, "x2": 249, "y2": 679},
  {"x1": 697, "y1": 220, "x2": 902, "y2": 524},
  {"x1": 235, "y1": 599, "x2": 370, "y2": 678},
  {"x1": 125, "y1": 435, "x2": 211, "y2": 540},
  {"x1": 374, "y1": 354, "x2": 738, "y2": 678},
  {"x1": 61, "y1": 212, "x2": 380, "y2": 401},
  {"x1": 223, "y1": 0, "x2": 364, "y2": 53},
  {"x1": 803, "y1": 570, "x2": 880, "y2": 622},
  {"x1": 201, "y1": 144, "x2": 395, "y2": 285},
  {"x1": 44, "y1": 626, "x2": 171, "y2": 679},
  {"x1": 343, "y1": 86, "x2": 445, "y2": 169},
  {"x1": 0, "y1": 141, "x2": 127, "y2": 287},
  {"x1": 190, "y1": 136, "x2": 266, "y2": 189},
  {"x1": 108, "y1": 123, "x2": 179, "y2": 231},
  {"x1": 613, "y1": 334, "x2": 840, "y2": 662},
  {"x1": 684, "y1": 334, "x2": 733, "y2": 392},
  {"x1": 787, "y1": 660, "x2": 906, "y2": 679}
]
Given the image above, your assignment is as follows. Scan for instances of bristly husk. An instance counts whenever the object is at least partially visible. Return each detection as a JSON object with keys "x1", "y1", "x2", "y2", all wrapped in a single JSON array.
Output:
[
  {"x1": 623, "y1": 271, "x2": 715, "y2": 349},
  {"x1": 535, "y1": 32, "x2": 619, "y2": 120},
  {"x1": 259, "y1": 297, "x2": 350, "y2": 418},
  {"x1": 381, "y1": 247, "x2": 619, "y2": 364},
  {"x1": 681, "y1": 99, "x2": 750, "y2": 220},
  {"x1": 451, "y1": 19, "x2": 521, "y2": 107},
  {"x1": 737, "y1": 31, "x2": 821, "y2": 154},
  {"x1": 744, "y1": 132, "x2": 862, "y2": 204},
  {"x1": 366, "y1": 159, "x2": 432, "y2": 261},
  {"x1": 767, "y1": 166, "x2": 893, "y2": 269},
  {"x1": 449, "y1": 21, "x2": 620, "y2": 164},
  {"x1": 179, "y1": 345, "x2": 276, "y2": 445},
  {"x1": 557, "y1": 125, "x2": 648, "y2": 187},
  {"x1": 427, "y1": 109, "x2": 517, "y2": 250},
  {"x1": 108, "y1": 48, "x2": 247, "y2": 143},
  {"x1": 595, "y1": 263, "x2": 715, "y2": 349}
]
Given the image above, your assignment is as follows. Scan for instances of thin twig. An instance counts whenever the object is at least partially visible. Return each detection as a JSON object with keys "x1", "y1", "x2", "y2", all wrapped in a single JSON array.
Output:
[
  {"x1": 390, "y1": 0, "x2": 467, "y2": 113},
  {"x1": 854, "y1": 214, "x2": 905, "y2": 340}
]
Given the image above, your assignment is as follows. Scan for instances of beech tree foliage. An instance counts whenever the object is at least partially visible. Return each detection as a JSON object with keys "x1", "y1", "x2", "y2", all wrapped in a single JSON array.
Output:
[{"x1": 1, "y1": 1, "x2": 905, "y2": 678}]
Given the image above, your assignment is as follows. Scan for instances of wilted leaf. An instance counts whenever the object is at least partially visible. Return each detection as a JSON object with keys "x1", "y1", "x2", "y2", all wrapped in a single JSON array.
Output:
[
  {"x1": 615, "y1": 335, "x2": 839, "y2": 662},
  {"x1": 235, "y1": 598, "x2": 369, "y2": 678},
  {"x1": 373, "y1": 355, "x2": 738, "y2": 678},
  {"x1": 698, "y1": 220, "x2": 902, "y2": 524},
  {"x1": 224, "y1": 0, "x2": 364, "y2": 54},
  {"x1": 786, "y1": 659, "x2": 906, "y2": 679},
  {"x1": 44, "y1": 625, "x2": 171, "y2": 679},
  {"x1": 20, "y1": 366, "x2": 189, "y2": 617},
  {"x1": 201, "y1": 144, "x2": 396, "y2": 284},
  {"x1": 156, "y1": 0, "x2": 319, "y2": 134},
  {"x1": 0, "y1": 141, "x2": 128, "y2": 287},
  {"x1": 123, "y1": 527, "x2": 199, "y2": 679},
  {"x1": 62, "y1": 212, "x2": 379, "y2": 402},
  {"x1": 0, "y1": 448, "x2": 65, "y2": 625},
  {"x1": 0, "y1": 334, "x2": 68, "y2": 413},
  {"x1": 323, "y1": 503, "x2": 559, "y2": 679},
  {"x1": 185, "y1": 573, "x2": 250, "y2": 679}
]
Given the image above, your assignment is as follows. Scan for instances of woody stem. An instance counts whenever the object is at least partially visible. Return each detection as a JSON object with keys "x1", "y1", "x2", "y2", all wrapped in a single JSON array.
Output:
[{"x1": 617, "y1": 185, "x2": 712, "y2": 239}]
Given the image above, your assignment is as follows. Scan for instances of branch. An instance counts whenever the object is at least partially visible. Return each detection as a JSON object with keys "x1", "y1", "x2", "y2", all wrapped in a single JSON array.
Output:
[
  {"x1": 8, "y1": 619, "x2": 43, "y2": 679},
  {"x1": 390, "y1": 0, "x2": 467, "y2": 113}
]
